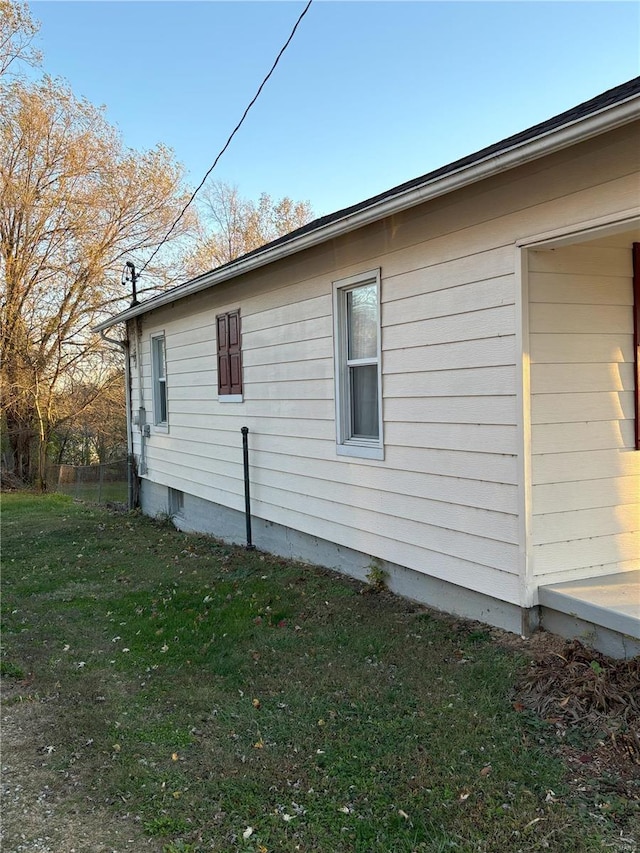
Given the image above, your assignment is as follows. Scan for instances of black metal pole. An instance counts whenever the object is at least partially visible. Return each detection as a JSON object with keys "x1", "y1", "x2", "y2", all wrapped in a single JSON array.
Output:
[
  {"x1": 127, "y1": 452, "x2": 135, "y2": 510},
  {"x1": 241, "y1": 427, "x2": 255, "y2": 550},
  {"x1": 127, "y1": 261, "x2": 139, "y2": 307}
]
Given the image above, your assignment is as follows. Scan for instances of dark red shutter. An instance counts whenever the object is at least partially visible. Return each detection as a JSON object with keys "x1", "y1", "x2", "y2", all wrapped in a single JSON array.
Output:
[
  {"x1": 633, "y1": 243, "x2": 639, "y2": 450},
  {"x1": 228, "y1": 310, "x2": 243, "y2": 395},
  {"x1": 216, "y1": 310, "x2": 242, "y2": 395},
  {"x1": 217, "y1": 313, "x2": 230, "y2": 394}
]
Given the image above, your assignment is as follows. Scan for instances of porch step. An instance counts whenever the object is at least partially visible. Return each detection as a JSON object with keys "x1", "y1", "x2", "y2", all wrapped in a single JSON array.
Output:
[{"x1": 538, "y1": 571, "x2": 640, "y2": 658}]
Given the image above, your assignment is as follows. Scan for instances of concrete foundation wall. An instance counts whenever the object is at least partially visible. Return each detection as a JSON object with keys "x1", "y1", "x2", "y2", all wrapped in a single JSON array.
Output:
[{"x1": 540, "y1": 607, "x2": 640, "y2": 659}]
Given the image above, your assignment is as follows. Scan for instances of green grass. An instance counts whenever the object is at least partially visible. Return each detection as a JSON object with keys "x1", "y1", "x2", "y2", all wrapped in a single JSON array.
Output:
[{"x1": 1, "y1": 493, "x2": 630, "y2": 852}]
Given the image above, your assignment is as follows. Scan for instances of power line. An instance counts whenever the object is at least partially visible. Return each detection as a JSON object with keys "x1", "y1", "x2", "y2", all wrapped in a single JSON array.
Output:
[{"x1": 138, "y1": 0, "x2": 313, "y2": 278}]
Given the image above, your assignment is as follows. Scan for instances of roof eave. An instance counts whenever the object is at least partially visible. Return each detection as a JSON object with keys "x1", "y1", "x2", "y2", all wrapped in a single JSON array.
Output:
[{"x1": 93, "y1": 93, "x2": 640, "y2": 333}]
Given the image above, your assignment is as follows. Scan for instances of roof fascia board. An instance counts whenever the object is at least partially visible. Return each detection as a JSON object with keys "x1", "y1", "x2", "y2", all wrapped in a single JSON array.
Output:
[
  {"x1": 517, "y1": 208, "x2": 640, "y2": 249},
  {"x1": 94, "y1": 95, "x2": 640, "y2": 333}
]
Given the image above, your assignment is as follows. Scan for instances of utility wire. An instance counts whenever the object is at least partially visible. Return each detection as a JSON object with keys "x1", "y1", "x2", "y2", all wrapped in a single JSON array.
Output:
[{"x1": 138, "y1": 0, "x2": 313, "y2": 277}]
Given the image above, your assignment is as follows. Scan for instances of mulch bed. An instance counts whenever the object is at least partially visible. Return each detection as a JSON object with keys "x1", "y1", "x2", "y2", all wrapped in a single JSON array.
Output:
[
  {"x1": 515, "y1": 639, "x2": 640, "y2": 815},
  {"x1": 517, "y1": 640, "x2": 639, "y2": 759}
]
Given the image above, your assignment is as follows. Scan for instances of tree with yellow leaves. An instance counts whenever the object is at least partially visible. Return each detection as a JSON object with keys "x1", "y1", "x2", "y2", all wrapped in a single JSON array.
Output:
[
  {"x1": 0, "y1": 13, "x2": 192, "y2": 487},
  {"x1": 187, "y1": 180, "x2": 314, "y2": 273}
]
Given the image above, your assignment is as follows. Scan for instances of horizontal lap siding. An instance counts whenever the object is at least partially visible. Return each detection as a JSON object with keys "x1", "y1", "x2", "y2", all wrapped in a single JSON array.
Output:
[
  {"x1": 140, "y1": 241, "x2": 521, "y2": 600},
  {"x1": 251, "y1": 497, "x2": 521, "y2": 602},
  {"x1": 138, "y1": 122, "x2": 639, "y2": 606},
  {"x1": 529, "y1": 243, "x2": 640, "y2": 583}
]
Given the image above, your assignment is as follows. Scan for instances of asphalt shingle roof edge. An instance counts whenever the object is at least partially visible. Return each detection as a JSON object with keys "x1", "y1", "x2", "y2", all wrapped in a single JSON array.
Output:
[{"x1": 96, "y1": 76, "x2": 640, "y2": 330}]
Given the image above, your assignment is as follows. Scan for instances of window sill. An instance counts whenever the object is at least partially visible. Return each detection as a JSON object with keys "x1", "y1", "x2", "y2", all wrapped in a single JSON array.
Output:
[
  {"x1": 153, "y1": 423, "x2": 169, "y2": 434},
  {"x1": 218, "y1": 394, "x2": 244, "y2": 403},
  {"x1": 336, "y1": 444, "x2": 384, "y2": 461}
]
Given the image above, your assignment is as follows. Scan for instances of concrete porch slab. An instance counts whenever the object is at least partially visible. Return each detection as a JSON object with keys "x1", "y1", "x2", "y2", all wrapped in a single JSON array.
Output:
[{"x1": 538, "y1": 571, "x2": 640, "y2": 658}]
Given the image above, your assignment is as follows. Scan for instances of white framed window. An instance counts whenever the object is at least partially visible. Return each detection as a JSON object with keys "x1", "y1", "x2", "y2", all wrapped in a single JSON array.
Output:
[
  {"x1": 151, "y1": 333, "x2": 168, "y2": 429},
  {"x1": 333, "y1": 269, "x2": 383, "y2": 460}
]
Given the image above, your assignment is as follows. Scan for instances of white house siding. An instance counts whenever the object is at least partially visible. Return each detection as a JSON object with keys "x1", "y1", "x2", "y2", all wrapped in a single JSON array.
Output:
[
  {"x1": 131, "y1": 121, "x2": 639, "y2": 610},
  {"x1": 529, "y1": 238, "x2": 640, "y2": 589}
]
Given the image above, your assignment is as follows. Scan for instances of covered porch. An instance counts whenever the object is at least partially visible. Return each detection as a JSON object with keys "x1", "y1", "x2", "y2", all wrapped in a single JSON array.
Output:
[{"x1": 525, "y1": 220, "x2": 639, "y2": 658}]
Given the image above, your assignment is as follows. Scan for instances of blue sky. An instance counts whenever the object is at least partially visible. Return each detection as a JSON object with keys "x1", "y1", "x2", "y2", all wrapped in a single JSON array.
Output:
[{"x1": 30, "y1": 1, "x2": 640, "y2": 217}]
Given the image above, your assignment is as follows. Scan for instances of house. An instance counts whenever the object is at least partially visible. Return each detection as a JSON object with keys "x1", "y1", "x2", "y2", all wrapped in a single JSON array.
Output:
[{"x1": 95, "y1": 78, "x2": 640, "y2": 658}]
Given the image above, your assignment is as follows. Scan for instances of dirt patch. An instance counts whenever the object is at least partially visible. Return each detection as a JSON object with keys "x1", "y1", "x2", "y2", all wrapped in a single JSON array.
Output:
[{"x1": 1, "y1": 683, "x2": 162, "y2": 853}]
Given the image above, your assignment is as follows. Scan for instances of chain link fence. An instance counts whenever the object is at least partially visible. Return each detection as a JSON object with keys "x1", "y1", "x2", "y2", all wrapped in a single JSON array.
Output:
[{"x1": 47, "y1": 459, "x2": 128, "y2": 504}]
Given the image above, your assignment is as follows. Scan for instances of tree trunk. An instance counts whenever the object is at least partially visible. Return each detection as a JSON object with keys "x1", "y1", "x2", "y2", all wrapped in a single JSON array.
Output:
[
  {"x1": 35, "y1": 431, "x2": 49, "y2": 492},
  {"x1": 4, "y1": 407, "x2": 33, "y2": 482},
  {"x1": 56, "y1": 430, "x2": 70, "y2": 464},
  {"x1": 33, "y1": 389, "x2": 50, "y2": 492}
]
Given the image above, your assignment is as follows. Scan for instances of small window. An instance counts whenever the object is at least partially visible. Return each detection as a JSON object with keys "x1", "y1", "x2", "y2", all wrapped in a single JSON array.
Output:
[
  {"x1": 333, "y1": 269, "x2": 383, "y2": 459},
  {"x1": 151, "y1": 334, "x2": 168, "y2": 427},
  {"x1": 168, "y1": 487, "x2": 184, "y2": 517},
  {"x1": 217, "y1": 309, "x2": 243, "y2": 401}
]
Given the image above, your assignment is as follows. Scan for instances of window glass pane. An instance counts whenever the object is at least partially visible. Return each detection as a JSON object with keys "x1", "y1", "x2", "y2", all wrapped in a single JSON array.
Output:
[
  {"x1": 158, "y1": 380, "x2": 167, "y2": 424},
  {"x1": 153, "y1": 336, "x2": 167, "y2": 424},
  {"x1": 169, "y1": 487, "x2": 183, "y2": 516},
  {"x1": 154, "y1": 337, "x2": 165, "y2": 379},
  {"x1": 350, "y1": 364, "x2": 378, "y2": 438},
  {"x1": 347, "y1": 284, "x2": 377, "y2": 360}
]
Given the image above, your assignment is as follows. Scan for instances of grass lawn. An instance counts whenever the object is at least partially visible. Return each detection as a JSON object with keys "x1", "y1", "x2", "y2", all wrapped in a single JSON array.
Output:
[{"x1": 1, "y1": 493, "x2": 634, "y2": 852}]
